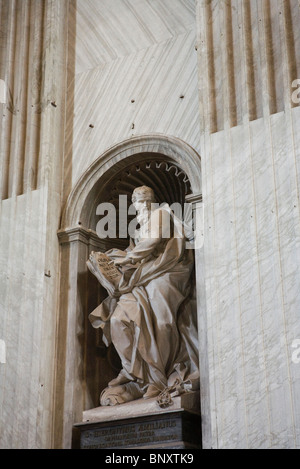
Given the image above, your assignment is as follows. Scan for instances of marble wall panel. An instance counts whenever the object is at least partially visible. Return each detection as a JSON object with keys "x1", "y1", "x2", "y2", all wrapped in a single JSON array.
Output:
[
  {"x1": 0, "y1": 190, "x2": 51, "y2": 448},
  {"x1": 0, "y1": 0, "x2": 69, "y2": 449},
  {"x1": 196, "y1": 0, "x2": 300, "y2": 448},
  {"x1": 73, "y1": 0, "x2": 196, "y2": 75},
  {"x1": 200, "y1": 108, "x2": 300, "y2": 448},
  {"x1": 64, "y1": 0, "x2": 200, "y2": 194}
]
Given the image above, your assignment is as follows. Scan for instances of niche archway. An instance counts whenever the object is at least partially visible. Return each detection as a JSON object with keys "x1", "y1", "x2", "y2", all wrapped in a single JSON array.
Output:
[{"x1": 55, "y1": 135, "x2": 204, "y2": 449}]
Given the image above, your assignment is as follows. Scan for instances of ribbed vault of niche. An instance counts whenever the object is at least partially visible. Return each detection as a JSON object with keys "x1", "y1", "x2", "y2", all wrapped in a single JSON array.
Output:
[
  {"x1": 89, "y1": 154, "x2": 192, "y2": 239},
  {"x1": 106, "y1": 159, "x2": 191, "y2": 205}
]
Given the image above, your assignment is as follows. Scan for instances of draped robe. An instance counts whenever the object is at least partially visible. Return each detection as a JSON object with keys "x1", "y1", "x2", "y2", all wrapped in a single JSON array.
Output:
[{"x1": 89, "y1": 205, "x2": 199, "y2": 395}]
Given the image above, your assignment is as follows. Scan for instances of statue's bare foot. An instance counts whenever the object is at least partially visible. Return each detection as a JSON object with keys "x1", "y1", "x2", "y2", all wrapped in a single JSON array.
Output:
[{"x1": 100, "y1": 382, "x2": 144, "y2": 406}]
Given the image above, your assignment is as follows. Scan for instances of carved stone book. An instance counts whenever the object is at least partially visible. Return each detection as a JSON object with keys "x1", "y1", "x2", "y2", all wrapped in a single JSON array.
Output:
[{"x1": 87, "y1": 251, "x2": 122, "y2": 296}]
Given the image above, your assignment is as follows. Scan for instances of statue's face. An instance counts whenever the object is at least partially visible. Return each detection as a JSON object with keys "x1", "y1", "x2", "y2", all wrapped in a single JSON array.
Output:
[{"x1": 133, "y1": 199, "x2": 149, "y2": 213}]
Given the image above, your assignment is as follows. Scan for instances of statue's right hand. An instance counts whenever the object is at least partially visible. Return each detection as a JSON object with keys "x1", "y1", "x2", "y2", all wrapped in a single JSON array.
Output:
[{"x1": 114, "y1": 257, "x2": 131, "y2": 267}]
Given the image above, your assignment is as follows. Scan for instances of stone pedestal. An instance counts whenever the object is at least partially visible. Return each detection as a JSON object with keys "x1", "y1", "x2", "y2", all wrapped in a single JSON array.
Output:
[{"x1": 74, "y1": 392, "x2": 201, "y2": 449}]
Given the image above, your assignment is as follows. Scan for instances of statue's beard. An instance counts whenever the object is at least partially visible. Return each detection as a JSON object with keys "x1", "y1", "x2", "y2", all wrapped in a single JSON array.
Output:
[
  {"x1": 136, "y1": 207, "x2": 151, "y2": 233},
  {"x1": 136, "y1": 206, "x2": 150, "y2": 227}
]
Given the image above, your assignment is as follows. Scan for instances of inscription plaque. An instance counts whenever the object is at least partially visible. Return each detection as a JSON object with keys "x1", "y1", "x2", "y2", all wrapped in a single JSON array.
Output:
[{"x1": 75, "y1": 410, "x2": 201, "y2": 449}]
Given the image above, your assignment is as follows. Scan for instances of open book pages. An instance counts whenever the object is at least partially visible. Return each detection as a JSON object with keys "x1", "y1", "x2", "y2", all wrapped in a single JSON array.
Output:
[{"x1": 87, "y1": 251, "x2": 122, "y2": 296}]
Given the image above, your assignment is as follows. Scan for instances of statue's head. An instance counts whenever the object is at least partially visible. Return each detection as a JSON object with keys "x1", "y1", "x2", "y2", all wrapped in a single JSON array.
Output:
[{"x1": 132, "y1": 186, "x2": 155, "y2": 205}]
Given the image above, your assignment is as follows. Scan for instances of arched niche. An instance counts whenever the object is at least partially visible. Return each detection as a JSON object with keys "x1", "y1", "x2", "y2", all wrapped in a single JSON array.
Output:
[{"x1": 55, "y1": 135, "x2": 204, "y2": 448}]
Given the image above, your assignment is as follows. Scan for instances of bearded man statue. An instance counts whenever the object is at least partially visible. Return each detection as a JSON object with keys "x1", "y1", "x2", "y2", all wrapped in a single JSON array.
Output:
[{"x1": 88, "y1": 186, "x2": 199, "y2": 405}]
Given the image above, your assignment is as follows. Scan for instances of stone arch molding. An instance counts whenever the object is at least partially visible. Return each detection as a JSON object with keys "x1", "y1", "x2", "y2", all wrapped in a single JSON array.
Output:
[{"x1": 60, "y1": 134, "x2": 202, "y2": 231}]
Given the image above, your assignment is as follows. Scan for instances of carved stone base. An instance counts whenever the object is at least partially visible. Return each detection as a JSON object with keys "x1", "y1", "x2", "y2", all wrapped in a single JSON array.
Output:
[{"x1": 74, "y1": 391, "x2": 201, "y2": 449}]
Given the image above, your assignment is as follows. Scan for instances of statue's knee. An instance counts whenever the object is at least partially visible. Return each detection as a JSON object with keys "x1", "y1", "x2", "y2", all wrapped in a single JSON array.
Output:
[
  {"x1": 111, "y1": 305, "x2": 125, "y2": 322},
  {"x1": 111, "y1": 315, "x2": 122, "y2": 330},
  {"x1": 111, "y1": 309, "x2": 129, "y2": 330}
]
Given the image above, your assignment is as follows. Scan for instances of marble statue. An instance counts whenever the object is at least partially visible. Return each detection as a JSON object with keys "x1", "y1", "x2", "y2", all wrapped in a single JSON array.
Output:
[{"x1": 88, "y1": 186, "x2": 199, "y2": 406}]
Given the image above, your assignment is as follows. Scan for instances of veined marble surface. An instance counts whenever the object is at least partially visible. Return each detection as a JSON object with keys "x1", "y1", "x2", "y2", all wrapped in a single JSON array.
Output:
[
  {"x1": 200, "y1": 108, "x2": 300, "y2": 448},
  {"x1": 64, "y1": 0, "x2": 200, "y2": 191},
  {"x1": 0, "y1": 0, "x2": 299, "y2": 451}
]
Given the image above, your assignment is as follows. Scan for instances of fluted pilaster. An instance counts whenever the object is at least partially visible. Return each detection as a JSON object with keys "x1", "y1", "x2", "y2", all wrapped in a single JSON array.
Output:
[{"x1": 197, "y1": 0, "x2": 300, "y2": 134}]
